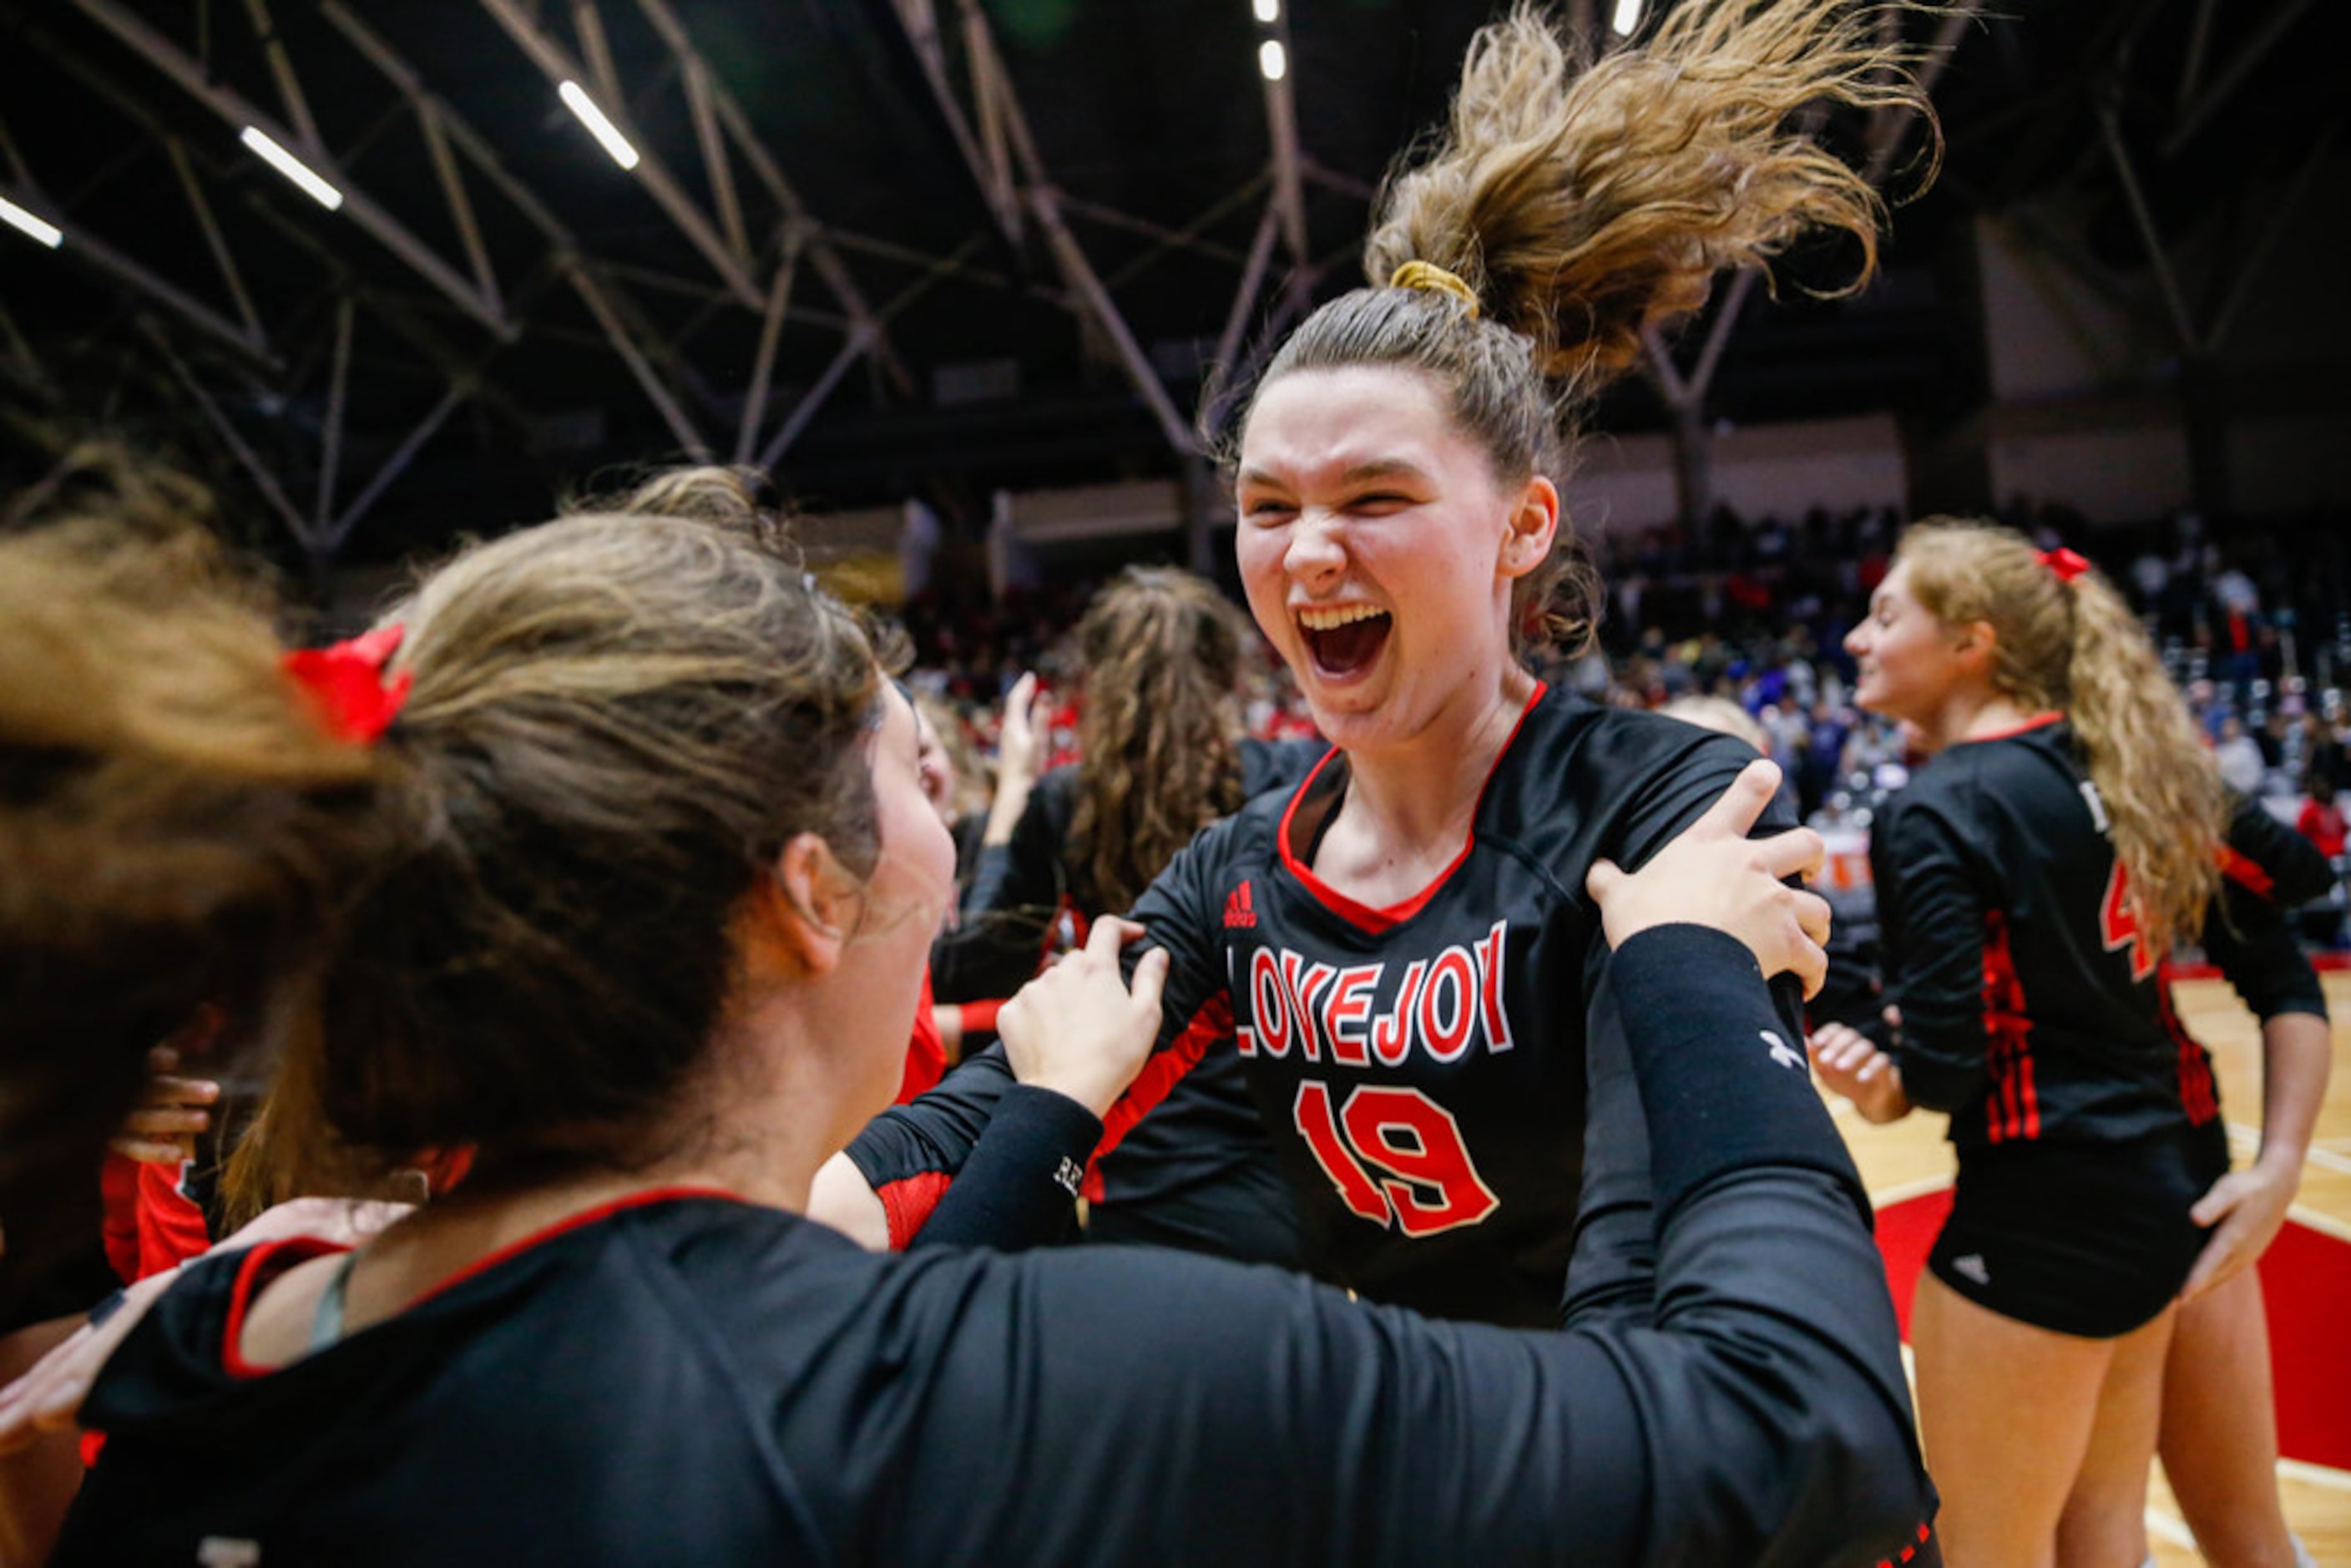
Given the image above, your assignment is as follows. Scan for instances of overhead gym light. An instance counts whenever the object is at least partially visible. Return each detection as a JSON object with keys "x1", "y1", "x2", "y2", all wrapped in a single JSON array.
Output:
[
  {"x1": 558, "y1": 80, "x2": 641, "y2": 171},
  {"x1": 0, "y1": 195, "x2": 63, "y2": 249},
  {"x1": 239, "y1": 126, "x2": 345, "y2": 210}
]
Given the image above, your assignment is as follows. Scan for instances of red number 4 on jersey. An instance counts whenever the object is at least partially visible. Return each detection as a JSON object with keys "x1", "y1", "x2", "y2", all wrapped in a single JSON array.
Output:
[{"x1": 2100, "y1": 861, "x2": 2159, "y2": 982}]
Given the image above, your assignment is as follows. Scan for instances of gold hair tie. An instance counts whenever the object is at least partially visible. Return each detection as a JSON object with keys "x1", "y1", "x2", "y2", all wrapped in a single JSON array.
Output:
[{"x1": 1388, "y1": 260, "x2": 1481, "y2": 317}]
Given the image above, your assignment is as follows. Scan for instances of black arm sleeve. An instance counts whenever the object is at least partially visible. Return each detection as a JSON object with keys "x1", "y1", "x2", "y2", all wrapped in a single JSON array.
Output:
[
  {"x1": 2207, "y1": 801, "x2": 2330, "y2": 1023},
  {"x1": 870, "y1": 925, "x2": 1932, "y2": 1567},
  {"x1": 1871, "y1": 792, "x2": 1995, "y2": 1112},
  {"x1": 904, "y1": 1085, "x2": 1103, "y2": 1251},
  {"x1": 2225, "y1": 794, "x2": 2337, "y2": 909},
  {"x1": 843, "y1": 822, "x2": 1231, "y2": 1247},
  {"x1": 1565, "y1": 739, "x2": 1813, "y2": 1331},
  {"x1": 844, "y1": 1048, "x2": 1017, "y2": 1246}
]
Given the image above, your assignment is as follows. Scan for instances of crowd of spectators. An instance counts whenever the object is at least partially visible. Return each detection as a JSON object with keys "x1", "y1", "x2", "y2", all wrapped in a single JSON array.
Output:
[{"x1": 887, "y1": 500, "x2": 2351, "y2": 943}]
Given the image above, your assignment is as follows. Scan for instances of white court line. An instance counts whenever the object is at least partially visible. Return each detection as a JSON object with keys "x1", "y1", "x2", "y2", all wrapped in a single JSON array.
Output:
[
  {"x1": 2302, "y1": 1145, "x2": 2351, "y2": 1177},
  {"x1": 2288, "y1": 1204, "x2": 2351, "y2": 1245},
  {"x1": 2278, "y1": 1458, "x2": 2351, "y2": 1494},
  {"x1": 2142, "y1": 1508, "x2": 2197, "y2": 1550},
  {"x1": 1869, "y1": 1173, "x2": 1955, "y2": 1210},
  {"x1": 2228, "y1": 1123, "x2": 2351, "y2": 1177}
]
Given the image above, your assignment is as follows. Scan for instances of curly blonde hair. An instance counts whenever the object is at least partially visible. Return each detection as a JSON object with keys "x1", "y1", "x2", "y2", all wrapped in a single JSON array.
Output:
[
  {"x1": 1071, "y1": 568, "x2": 1248, "y2": 913},
  {"x1": 1238, "y1": 0, "x2": 1934, "y2": 655},
  {"x1": 1895, "y1": 520, "x2": 2227, "y2": 952}
]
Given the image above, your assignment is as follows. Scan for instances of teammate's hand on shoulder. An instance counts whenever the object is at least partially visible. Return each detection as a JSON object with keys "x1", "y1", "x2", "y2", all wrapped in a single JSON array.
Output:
[
  {"x1": 996, "y1": 916, "x2": 1170, "y2": 1118},
  {"x1": 1585, "y1": 759, "x2": 1831, "y2": 999}
]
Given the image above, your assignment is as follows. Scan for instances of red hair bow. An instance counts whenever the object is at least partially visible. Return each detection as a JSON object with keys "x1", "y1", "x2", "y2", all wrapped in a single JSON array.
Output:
[
  {"x1": 283, "y1": 623, "x2": 412, "y2": 745},
  {"x1": 2037, "y1": 547, "x2": 2091, "y2": 584}
]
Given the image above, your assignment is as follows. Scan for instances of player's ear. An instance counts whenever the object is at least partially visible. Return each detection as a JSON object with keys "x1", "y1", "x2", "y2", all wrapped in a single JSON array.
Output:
[
  {"x1": 1952, "y1": 617, "x2": 1998, "y2": 675},
  {"x1": 747, "y1": 832, "x2": 862, "y2": 977},
  {"x1": 1499, "y1": 476, "x2": 1559, "y2": 580}
]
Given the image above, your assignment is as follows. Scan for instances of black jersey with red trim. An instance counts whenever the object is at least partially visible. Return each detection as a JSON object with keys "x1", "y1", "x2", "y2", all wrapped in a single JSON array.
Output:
[
  {"x1": 852, "y1": 686, "x2": 1809, "y2": 1326},
  {"x1": 944, "y1": 735, "x2": 1329, "y2": 1004},
  {"x1": 1870, "y1": 716, "x2": 2330, "y2": 1152},
  {"x1": 934, "y1": 736, "x2": 1326, "y2": 1266},
  {"x1": 58, "y1": 928, "x2": 1936, "y2": 1568}
]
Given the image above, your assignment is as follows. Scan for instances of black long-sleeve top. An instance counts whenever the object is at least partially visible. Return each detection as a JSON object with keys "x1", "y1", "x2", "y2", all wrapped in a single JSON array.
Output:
[
  {"x1": 852, "y1": 689, "x2": 1814, "y2": 1326},
  {"x1": 58, "y1": 926, "x2": 1935, "y2": 1567},
  {"x1": 1872, "y1": 716, "x2": 2330, "y2": 1150}
]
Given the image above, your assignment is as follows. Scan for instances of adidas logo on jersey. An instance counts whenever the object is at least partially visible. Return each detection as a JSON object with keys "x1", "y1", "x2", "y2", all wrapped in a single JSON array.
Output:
[
  {"x1": 1223, "y1": 880, "x2": 1256, "y2": 928},
  {"x1": 1949, "y1": 1253, "x2": 1990, "y2": 1285}
]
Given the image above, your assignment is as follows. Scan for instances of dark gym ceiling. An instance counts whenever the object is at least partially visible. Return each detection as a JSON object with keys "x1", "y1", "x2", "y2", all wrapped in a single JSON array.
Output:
[{"x1": 0, "y1": 0, "x2": 2341, "y2": 567}]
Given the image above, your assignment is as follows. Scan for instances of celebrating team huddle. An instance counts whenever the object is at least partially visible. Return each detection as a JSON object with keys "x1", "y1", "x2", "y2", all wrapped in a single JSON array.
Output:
[{"x1": 0, "y1": 1, "x2": 2331, "y2": 1565}]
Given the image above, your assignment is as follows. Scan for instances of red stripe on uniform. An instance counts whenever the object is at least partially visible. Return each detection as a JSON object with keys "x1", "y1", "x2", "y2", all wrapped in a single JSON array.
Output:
[
  {"x1": 1980, "y1": 909, "x2": 2040, "y2": 1141},
  {"x1": 2156, "y1": 959, "x2": 2221, "y2": 1125},
  {"x1": 879, "y1": 1171, "x2": 954, "y2": 1251},
  {"x1": 1082, "y1": 993, "x2": 1229, "y2": 1201},
  {"x1": 1278, "y1": 684, "x2": 1545, "y2": 935},
  {"x1": 2217, "y1": 845, "x2": 2276, "y2": 900}
]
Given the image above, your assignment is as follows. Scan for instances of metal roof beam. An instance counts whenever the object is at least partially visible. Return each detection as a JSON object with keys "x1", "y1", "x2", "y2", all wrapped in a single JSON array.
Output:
[
  {"x1": 1212, "y1": 202, "x2": 1282, "y2": 389},
  {"x1": 1029, "y1": 185, "x2": 1197, "y2": 456},
  {"x1": 239, "y1": 0, "x2": 322, "y2": 152},
  {"x1": 416, "y1": 101, "x2": 503, "y2": 320},
  {"x1": 142, "y1": 321, "x2": 314, "y2": 549},
  {"x1": 756, "y1": 323, "x2": 874, "y2": 470},
  {"x1": 736, "y1": 240, "x2": 800, "y2": 465},
  {"x1": 565, "y1": 260, "x2": 713, "y2": 459},
  {"x1": 1256, "y1": 16, "x2": 1311, "y2": 280},
  {"x1": 163, "y1": 139, "x2": 267, "y2": 352},
  {"x1": 71, "y1": 0, "x2": 515, "y2": 339},
  {"x1": 628, "y1": 0, "x2": 910, "y2": 391},
  {"x1": 886, "y1": 0, "x2": 1023, "y2": 249},
  {"x1": 0, "y1": 178, "x2": 273, "y2": 362},
  {"x1": 315, "y1": 294, "x2": 354, "y2": 535},
  {"x1": 477, "y1": 0, "x2": 763, "y2": 309},
  {"x1": 2162, "y1": 0, "x2": 2315, "y2": 158},
  {"x1": 882, "y1": 0, "x2": 1197, "y2": 456},
  {"x1": 325, "y1": 381, "x2": 469, "y2": 554}
]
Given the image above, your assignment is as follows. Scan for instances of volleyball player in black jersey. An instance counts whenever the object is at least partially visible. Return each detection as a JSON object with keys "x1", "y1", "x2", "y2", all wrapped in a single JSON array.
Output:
[
  {"x1": 0, "y1": 486, "x2": 1939, "y2": 1565},
  {"x1": 948, "y1": 567, "x2": 1321, "y2": 1266},
  {"x1": 821, "y1": 0, "x2": 1939, "y2": 1326},
  {"x1": 1816, "y1": 521, "x2": 2332, "y2": 1568}
]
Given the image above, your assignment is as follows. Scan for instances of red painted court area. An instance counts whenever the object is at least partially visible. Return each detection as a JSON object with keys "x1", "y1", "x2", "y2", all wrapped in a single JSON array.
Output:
[{"x1": 1873, "y1": 1189, "x2": 2351, "y2": 1473}]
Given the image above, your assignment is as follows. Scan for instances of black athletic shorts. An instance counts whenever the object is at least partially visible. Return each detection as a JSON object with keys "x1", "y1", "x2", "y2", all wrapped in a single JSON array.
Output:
[{"x1": 1928, "y1": 1117, "x2": 2230, "y2": 1338}]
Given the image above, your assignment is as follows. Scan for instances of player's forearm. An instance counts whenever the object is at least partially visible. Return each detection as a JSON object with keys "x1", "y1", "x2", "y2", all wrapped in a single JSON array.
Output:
[
  {"x1": 1601, "y1": 927, "x2": 1928, "y2": 1561},
  {"x1": 2255, "y1": 1011, "x2": 2332, "y2": 1171},
  {"x1": 981, "y1": 775, "x2": 1036, "y2": 847}
]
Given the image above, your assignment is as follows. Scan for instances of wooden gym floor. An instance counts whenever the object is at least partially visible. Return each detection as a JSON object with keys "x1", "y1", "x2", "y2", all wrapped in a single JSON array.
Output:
[{"x1": 1832, "y1": 972, "x2": 2351, "y2": 1565}]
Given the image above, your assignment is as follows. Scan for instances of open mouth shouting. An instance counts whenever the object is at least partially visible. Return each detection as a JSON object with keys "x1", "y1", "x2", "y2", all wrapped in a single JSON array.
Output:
[{"x1": 1297, "y1": 603, "x2": 1393, "y2": 680}]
